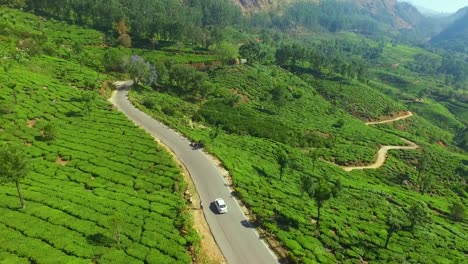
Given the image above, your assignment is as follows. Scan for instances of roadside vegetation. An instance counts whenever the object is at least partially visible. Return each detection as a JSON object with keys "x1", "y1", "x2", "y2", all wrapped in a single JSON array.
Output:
[
  {"x1": 0, "y1": 7, "x2": 197, "y2": 263},
  {"x1": 1, "y1": 1, "x2": 467, "y2": 263}
]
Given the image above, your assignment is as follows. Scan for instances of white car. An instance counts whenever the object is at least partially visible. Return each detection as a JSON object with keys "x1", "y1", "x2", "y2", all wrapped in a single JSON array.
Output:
[{"x1": 215, "y1": 198, "x2": 228, "y2": 214}]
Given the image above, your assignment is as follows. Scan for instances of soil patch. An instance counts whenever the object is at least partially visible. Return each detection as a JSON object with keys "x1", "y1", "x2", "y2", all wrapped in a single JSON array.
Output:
[
  {"x1": 27, "y1": 119, "x2": 37, "y2": 128},
  {"x1": 55, "y1": 157, "x2": 68, "y2": 166},
  {"x1": 230, "y1": 88, "x2": 250, "y2": 104}
]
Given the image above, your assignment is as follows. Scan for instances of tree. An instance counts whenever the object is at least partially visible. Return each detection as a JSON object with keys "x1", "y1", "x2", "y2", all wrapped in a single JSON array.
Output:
[
  {"x1": 115, "y1": 18, "x2": 131, "y2": 48},
  {"x1": 418, "y1": 173, "x2": 434, "y2": 195},
  {"x1": 7, "y1": 82, "x2": 18, "y2": 105},
  {"x1": 416, "y1": 153, "x2": 432, "y2": 194},
  {"x1": 81, "y1": 90, "x2": 96, "y2": 116},
  {"x1": 307, "y1": 149, "x2": 319, "y2": 173},
  {"x1": 213, "y1": 41, "x2": 238, "y2": 66},
  {"x1": 41, "y1": 122, "x2": 57, "y2": 141},
  {"x1": 449, "y1": 202, "x2": 465, "y2": 222},
  {"x1": 276, "y1": 150, "x2": 289, "y2": 181},
  {"x1": 239, "y1": 41, "x2": 266, "y2": 65},
  {"x1": 416, "y1": 153, "x2": 430, "y2": 183},
  {"x1": 406, "y1": 201, "x2": 431, "y2": 232},
  {"x1": 125, "y1": 55, "x2": 158, "y2": 86},
  {"x1": 209, "y1": 125, "x2": 222, "y2": 145},
  {"x1": 72, "y1": 41, "x2": 84, "y2": 72},
  {"x1": 300, "y1": 175, "x2": 341, "y2": 231},
  {"x1": 103, "y1": 48, "x2": 126, "y2": 72},
  {"x1": 270, "y1": 85, "x2": 289, "y2": 114},
  {"x1": 384, "y1": 205, "x2": 405, "y2": 249},
  {"x1": 0, "y1": 143, "x2": 30, "y2": 209},
  {"x1": 150, "y1": 34, "x2": 159, "y2": 50}
]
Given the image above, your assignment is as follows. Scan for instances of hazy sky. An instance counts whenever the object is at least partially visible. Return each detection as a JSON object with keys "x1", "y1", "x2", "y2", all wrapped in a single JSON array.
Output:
[{"x1": 403, "y1": 0, "x2": 468, "y2": 13}]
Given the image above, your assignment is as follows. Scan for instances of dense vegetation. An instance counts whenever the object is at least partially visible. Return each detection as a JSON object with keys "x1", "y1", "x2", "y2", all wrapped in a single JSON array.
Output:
[
  {"x1": 1, "y1": 0, "x2": 467, "y2": 263},
  {"x1": 0, "y1": 8, "x2": 197, "y2": 263}
]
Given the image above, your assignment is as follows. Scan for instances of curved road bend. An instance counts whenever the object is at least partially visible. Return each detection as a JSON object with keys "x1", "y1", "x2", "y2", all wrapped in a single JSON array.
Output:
[{"x1": 111, "y1": 81, "x2": 278, "y2": 264}]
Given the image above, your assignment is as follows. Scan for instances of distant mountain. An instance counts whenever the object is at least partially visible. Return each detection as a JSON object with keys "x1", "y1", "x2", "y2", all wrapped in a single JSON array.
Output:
[
  {"x1": 450, "y1": 6, "x2": 468, "y2": 22},
  {"x1": 412, "y1": 5, "x2": 450, "y2": 17},
  {"x1": 431, "y1": 11, "x2": 468, "y2": 52},
  {"x1": 233, "y1": 0, "x2": 424, "y2": 29}
]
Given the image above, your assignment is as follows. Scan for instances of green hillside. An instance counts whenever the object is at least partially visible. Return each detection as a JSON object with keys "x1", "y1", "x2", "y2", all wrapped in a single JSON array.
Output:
[
  {"x1": 1, "y1": 1, "x2": 467, "y2": 264},
  {"x1": 0, "y1": 7, "x2": 196, "y2": 264},
  {"x1": 130, "y1": 62, "x2": 467, "y2": 263}
]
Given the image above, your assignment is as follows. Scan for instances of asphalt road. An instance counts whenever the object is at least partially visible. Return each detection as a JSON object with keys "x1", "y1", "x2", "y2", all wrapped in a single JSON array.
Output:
[{"x1": 111, "y1": 82, "x2": 278, "y2": 264}]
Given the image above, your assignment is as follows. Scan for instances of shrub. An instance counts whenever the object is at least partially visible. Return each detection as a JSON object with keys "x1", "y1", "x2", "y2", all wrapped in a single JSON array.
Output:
[{"x1": 449, "y1": 202, "x2": 465, "y2": 222}]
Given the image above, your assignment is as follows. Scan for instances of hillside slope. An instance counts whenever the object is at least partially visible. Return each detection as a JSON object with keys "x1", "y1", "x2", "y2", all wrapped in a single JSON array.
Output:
[
  {"x1": 431, "y1": 12, "x2": 468, "y2": 52},
  {"x1": 0, "y1": 7, "x2": 195, "y2": 263},
  {"x1": 234, "y1": 0, "x2": 423, "y2": 29}
]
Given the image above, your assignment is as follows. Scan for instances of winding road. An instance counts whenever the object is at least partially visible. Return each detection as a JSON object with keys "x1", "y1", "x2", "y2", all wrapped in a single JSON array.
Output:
[
  {"x1": 110, "y1": 81, "x2": 278, "y2": 264},
  {"x1": 341, "y1": 111, "x2": 419, "y2": 172}
]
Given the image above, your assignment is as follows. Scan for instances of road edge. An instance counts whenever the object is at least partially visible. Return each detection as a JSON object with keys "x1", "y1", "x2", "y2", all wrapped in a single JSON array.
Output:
[{"x1": 109, "y1": 85, "x2": 227, "y2": 264}]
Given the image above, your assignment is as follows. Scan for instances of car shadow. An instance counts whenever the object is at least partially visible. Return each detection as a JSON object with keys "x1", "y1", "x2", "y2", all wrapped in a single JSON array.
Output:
[
  {"x1": 209, "y1": 202, "x2": 220, "y2": 215},
  {"x1": 241, "y1": 220, "x2": 253, "y2": 228}
]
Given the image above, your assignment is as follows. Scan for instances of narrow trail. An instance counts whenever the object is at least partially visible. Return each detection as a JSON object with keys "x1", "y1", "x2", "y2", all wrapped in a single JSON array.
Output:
[
  {"x1": 365, "y1": 111, "x2": 414, "y2": 125},
  {"x1": 341, "y1": 111, "x2": 419, "y2": 172}
]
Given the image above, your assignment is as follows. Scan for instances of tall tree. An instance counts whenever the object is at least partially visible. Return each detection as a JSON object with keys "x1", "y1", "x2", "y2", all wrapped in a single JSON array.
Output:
[
  {"x1": 114, "y1": 18, "x2": 131, "y2": 48},
  {"x1": 239, "y1": 41, "x2": 267, "y2": 65},
  {"x1": 276, "y1": 150, "x2": 289, "y2": 181},
  {"x1": 406, "y1": 201, "x2": 431, "y2": 232},
  {"x1": 307, "y1": 149, "x2": 319, "y2": 173},
  {"x1": 384, "y1": 205, "x2": 405, "y2": 249},
  {"x1": 418, "y1": 173, "x2": 434, "y2": 195},
  {"x1": 81, "y1": 90, "x2": 97, "y2": 116},
  {"x1": 449, "y1": 202, "x2": 465, "y2": 222},
  {"x1": 416, "y1": 153, "x2": 430, "y2": 183},
  {"x1": 125, "y1": 55, "x2": 158, "y2": 86},
  {"x1": 213, "y1": 41, "x2": 238, "y2": 66},
  {"x1": 0, "y1": 143, "x2": 30, "y2": 209},
  {"x1": 270, "y1": 85, "x2": 289, "y2": 114},
  {"x1": 300, "y1": 175, "x2": 341, "y2": 232}
]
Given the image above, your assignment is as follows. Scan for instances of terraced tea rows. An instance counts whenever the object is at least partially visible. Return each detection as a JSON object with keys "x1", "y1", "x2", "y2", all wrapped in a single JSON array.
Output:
[{"x1": 0, "y1": 64, "x2": 193, "y2": 263}]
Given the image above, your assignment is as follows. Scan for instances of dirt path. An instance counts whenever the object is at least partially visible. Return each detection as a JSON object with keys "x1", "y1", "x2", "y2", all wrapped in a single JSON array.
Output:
[
  {"x1": 341, "y1": 111, "x2": 419, "y2": 172},
  {"x1": 365, "y1": 111, "x2": 413, "y2": 125}
]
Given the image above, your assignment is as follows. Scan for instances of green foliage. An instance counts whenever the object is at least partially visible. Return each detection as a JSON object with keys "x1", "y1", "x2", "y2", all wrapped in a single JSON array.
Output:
[
  {"x1": 270, "y1": 84, "x2": 290, "y2": 114},
  {"x1": 276, "y1": 150, "x2": 289, "y2": 181},
  {"x1": 0, "y1": 143, "x2": 29, "y2": 208},
  {"x1": 0, "y1": 7, "x2": 194, "y2": 263},
  {"x1": 455, "y1": 127, "x2": 468, "y2": 151},
  {"x1": 40, "y1": 122, "x2": 57, "y2": 142},
  {"x1": 103, "y1": 48, "x2": 128, "y2": 72},
  {"x1": 239, "y1": 41, "x2": 271, "y2": 64},
  {"x1": 406, "y1": 201, "x2": 431, "y2": 231},
  {"x1": 384, "y1": 205, "x2": 406, "y2": 249},
  {"x1": 449, "y1": 202, "x2": 465, "y2": 222},
  {"x1": 212, "y1": 41, "x2": 238, "y2": 65},
  {"x1": 125, "y1": 55, "x2": 158, "y2": 86},
  {"x1": 3, "y1": 2, "x2": 466, "y2": 263},
  {"x1": 300, "y1": 175, "x2": 341, "y2": 231}
]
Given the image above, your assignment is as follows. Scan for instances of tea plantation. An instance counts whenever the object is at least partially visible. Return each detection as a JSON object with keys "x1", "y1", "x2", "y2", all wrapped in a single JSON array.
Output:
[
  {"x1": 130, "y1": 62, "x2": 467, "y2": 262},
  {"x1": 0, "y1": 8, "x2": 195, "y2": 264},
  {"x1": 1, "y1": 3, "x2": 467, "y2": 264}
]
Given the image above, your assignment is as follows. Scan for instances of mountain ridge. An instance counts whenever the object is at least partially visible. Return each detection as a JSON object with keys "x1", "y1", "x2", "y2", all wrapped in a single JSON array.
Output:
[{"x1": 232, "y1": 0, "x2": 423, "y2": 29}]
